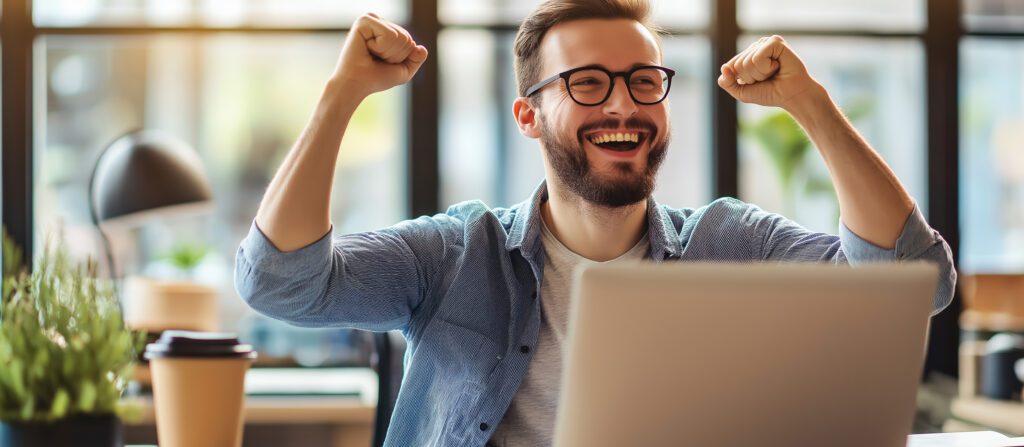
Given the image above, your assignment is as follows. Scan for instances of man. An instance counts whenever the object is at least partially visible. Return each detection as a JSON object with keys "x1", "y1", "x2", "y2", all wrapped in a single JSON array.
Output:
[{"x1": 235, "y1": 1, "x2": 955, "y2": 446}]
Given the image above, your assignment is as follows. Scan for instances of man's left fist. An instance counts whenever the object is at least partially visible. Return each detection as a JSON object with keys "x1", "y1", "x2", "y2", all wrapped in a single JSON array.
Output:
[{"x1": 717, "y1": 35, "x2": 822, "y2": 110}]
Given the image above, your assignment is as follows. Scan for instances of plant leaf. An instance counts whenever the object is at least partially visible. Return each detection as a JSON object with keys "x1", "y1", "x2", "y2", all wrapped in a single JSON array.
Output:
[{"x1": 49, "y1": 388, "x2": 69, "y2": 420}]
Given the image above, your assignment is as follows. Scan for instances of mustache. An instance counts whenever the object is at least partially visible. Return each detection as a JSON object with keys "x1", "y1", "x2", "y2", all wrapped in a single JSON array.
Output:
[{"x1": 576, "y1": 117, "x2": 659, "y2": 143}]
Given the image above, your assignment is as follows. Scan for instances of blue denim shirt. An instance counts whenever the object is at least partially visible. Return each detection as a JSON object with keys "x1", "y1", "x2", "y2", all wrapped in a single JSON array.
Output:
[{"x1": 234, "y1": 182, "x2": 955, "y2": 447}]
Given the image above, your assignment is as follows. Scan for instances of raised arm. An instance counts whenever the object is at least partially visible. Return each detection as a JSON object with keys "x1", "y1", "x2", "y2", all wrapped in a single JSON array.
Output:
[
  {"x1": 716, "y1": 35, "x2": 913, "y2": 249},
  {"x1": 255, "y1": 13, "x2": 428, "y2": 252}
]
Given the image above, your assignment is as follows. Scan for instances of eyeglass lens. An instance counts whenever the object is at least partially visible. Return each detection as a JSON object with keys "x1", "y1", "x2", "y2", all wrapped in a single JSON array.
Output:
[{"x1": 566, "y1": 67, "x2": 670, "y2": 105}]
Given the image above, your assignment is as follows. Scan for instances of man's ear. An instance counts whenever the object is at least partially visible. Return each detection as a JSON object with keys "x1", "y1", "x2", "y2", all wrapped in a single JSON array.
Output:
[{"x1": 513, "y1": 97, "x2": 541, "y2": 139}]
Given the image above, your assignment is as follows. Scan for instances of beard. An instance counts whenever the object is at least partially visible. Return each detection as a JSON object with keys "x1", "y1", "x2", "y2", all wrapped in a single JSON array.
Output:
[{"x1": 539, "y1": 115, "x2": 669, "y2": 208}]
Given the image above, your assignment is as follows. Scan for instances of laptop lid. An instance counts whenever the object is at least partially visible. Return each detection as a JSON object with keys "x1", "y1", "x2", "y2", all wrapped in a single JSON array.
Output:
[{"x1": 554, "y1": 262, "x2": 937, "y2": 447}]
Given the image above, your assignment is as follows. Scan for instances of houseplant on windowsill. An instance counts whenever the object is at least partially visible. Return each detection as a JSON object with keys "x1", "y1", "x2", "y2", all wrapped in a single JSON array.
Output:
[{"x1": 0, "y1": 229, "x2": 145, "y2": 447}]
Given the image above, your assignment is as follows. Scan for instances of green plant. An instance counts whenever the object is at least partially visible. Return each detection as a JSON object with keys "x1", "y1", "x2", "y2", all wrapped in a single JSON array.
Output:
[
  {"x1": 739, "y1": 98, "x2": 872, "y2": 218},
  {"x1": 2, "y1": 228, "x2": 24, "y2": 302},
  {"x1": 0, "y1": 230, "x2": 145, "y2": 423},
  {"x1": 163, "y1": 242, "x2": 209, "y2": 274}
]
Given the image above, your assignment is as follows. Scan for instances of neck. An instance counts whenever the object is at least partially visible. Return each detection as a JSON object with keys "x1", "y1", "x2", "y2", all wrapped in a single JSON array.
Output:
[{"x1": 541, "y1": 182, "x2": 648, "y2": 262}]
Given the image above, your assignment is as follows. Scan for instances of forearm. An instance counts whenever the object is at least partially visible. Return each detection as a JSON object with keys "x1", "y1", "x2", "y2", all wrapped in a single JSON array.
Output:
[
  {"x1": 784, "y1": 85, "x2": 915, "y2": 249},
  {"x1": 255, "y1": 78, "x2": 367, "y2": 252}
]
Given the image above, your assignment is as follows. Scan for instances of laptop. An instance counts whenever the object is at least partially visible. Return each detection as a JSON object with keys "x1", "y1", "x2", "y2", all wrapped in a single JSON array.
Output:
[{"x1": 553, "y1": 262, "x2": 938, "y2": 447}]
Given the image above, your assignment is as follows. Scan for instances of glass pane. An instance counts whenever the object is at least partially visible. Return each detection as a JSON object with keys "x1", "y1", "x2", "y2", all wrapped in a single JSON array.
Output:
[
  {"x1": 738, "y1": 0, "x2": 925, "y2": 32},
  {"x1": 963, "y1": 0, "x2": 1024, "y2": 32},
  {"x1": 440, "y1": 0, "x2": 708, "y2": 28},
  {"x1": 34, "y1": 0, "x2": 406, "y2": 27},
  {"x1": 657, "y1": 35, "x2": 713, "y2": 208},
  {"x1": 960, "y1": 38, "x2": 1024, "y2": 273},
  {"x1": 35, "y1": 34, "x2": 407, "y2": 365},
  {"x1": 440, "y1": 31, "x2": 711, "y2": 209},
  {"x1": 738, "y1": 36, "x2": 927, "y2": 234},
  {"x1": 439, "y1": 29, "x2": 500, "y2": 207}
]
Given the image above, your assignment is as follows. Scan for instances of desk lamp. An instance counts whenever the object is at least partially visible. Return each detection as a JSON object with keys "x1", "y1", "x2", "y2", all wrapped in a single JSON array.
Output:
[{"x1": 88, "y1": 129, "x2": 213, "y2": 280}]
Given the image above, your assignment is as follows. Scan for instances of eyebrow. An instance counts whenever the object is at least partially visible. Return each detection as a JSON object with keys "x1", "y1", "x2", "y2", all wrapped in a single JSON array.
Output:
[{"x1": 576, "y1": 62, "x2": 658, "y2": 72}]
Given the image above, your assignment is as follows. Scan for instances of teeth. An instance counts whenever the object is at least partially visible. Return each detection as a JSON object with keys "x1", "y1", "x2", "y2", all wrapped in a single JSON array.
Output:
[{"x1": 590, "y1": 132, "x2": 641, "y2": 145}]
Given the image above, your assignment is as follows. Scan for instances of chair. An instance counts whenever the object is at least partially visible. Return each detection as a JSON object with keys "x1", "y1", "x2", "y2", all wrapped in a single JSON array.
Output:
[{"x1": 371, "y1": 331, "x2": 406, "y2": 447}]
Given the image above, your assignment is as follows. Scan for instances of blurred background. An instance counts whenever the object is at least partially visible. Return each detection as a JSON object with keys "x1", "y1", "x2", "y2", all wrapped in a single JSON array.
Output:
[{"x1": 2, "y1": 0, "x2": 1023, "y2": 435}]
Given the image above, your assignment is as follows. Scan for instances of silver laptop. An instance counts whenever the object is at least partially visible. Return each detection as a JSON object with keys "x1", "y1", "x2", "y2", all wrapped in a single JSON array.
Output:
[{"x1": 554, "y1": 262, "x2": 937, "y2": 447}]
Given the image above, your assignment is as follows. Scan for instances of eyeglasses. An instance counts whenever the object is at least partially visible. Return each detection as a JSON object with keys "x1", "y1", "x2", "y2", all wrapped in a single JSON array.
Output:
[{"x1": 524, "y1": 65, "x2": 675, "y2": 106}]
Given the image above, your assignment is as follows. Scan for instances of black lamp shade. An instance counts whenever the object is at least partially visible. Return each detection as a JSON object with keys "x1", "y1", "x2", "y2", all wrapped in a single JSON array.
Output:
[{"x1": 90, "y1": 130, "x2": 213, "y2": 224}]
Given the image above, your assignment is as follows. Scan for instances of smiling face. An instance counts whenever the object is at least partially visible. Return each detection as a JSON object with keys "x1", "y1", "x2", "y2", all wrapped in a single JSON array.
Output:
[{"x1": 514, "y1": 18, "x2": 670, "y2": 207}]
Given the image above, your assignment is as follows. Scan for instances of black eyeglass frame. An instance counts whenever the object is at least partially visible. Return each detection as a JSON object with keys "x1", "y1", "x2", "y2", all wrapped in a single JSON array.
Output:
[{"x1": 524, "y1": 64, "x2": 676, "y2": 106}]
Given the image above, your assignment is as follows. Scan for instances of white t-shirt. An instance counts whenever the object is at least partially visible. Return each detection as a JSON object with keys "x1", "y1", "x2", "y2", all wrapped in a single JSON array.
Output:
[{"x1": 487, "y1": 217, "x2": 650, "y2": 447}]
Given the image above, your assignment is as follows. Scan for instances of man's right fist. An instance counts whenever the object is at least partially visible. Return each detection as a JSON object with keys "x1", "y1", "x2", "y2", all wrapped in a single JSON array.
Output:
[{"x1": 332, "y1": 13, "x2": 429, "y2": 97}]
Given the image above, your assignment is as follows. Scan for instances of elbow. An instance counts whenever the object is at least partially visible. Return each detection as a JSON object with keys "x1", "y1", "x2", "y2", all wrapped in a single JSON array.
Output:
[
  {"x1": 233, "y1": 253, "x2": 333, "y2": 327},
  {"x1": 927, "y1": 238, "x2": 957, "y2": 317}
]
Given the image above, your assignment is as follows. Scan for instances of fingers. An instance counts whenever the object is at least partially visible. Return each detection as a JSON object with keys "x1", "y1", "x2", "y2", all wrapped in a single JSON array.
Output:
[
  {"x1": 733, "y1": 40, "x2": 760, "y2": 85},
  {"x1": 356, "y1": 13, "x2": 422, "y2": 64},
  {"x1": 721, "y1": 35, "x2": 784, "y2": 86},
  {"x1": 751, "y1": 37, "x2": 782, "y2": 79},
  {"x1": 717, "y1": 65, "x2": 740, "y2": 90},
  {"x1": 404, "y1": 45, "x2": 429, "y2": 74}
]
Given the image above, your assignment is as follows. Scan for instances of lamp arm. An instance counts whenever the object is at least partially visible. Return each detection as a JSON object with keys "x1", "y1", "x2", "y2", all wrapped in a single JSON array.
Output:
[{"x1": 87, "y1": 146, "x2": 120, "y2": 283}]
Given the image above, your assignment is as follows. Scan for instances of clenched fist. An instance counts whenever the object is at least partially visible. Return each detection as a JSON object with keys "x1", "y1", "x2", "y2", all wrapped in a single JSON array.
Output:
[
  {"x1": 717, "y1": 35, "x2": 822, "y2": 110},
  {"x1": 333, "y1": 13, "x2": 429, "y2": 98}
]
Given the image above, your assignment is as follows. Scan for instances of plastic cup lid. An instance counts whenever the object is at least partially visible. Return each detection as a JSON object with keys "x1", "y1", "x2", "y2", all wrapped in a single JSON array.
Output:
[{"x1": 144, "y1": 330, "x2": 256, "y2": 360}]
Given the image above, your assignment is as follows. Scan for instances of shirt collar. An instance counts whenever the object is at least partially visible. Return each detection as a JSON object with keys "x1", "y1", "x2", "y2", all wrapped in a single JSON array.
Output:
[{"x1": 505, "y1": 181, "x2": 681, "y2": 261}]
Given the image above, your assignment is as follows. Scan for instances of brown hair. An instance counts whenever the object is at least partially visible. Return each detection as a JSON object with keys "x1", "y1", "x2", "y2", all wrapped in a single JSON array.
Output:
[{"x1": 513, "y1": 0, "x2": 662, "y2": 100}]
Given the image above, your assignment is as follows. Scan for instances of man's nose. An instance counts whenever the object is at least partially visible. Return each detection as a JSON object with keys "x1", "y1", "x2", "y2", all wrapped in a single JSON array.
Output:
[{"x1": 601, "y1": 77, "x2": 638, "y2": 118}]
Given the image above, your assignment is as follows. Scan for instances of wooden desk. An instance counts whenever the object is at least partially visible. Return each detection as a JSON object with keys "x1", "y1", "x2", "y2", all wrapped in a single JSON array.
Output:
[
  {"x1": 123, "y1": 367, "x2": 379, "y2": 447},
  {"x1": 948, "y1": 397, "x2": 1024, "y2": 436},
  {"x1": 123, "y1": 396, "x2": 375, "y2": 447}
]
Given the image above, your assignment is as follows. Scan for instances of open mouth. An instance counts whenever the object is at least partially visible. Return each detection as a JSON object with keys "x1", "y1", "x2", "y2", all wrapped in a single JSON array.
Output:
[{"x1": 584, "y1": 130, "x2": 648, "y2": 152}]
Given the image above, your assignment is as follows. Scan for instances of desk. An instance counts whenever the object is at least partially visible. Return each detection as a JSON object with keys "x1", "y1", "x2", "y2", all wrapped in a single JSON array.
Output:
[
  {"x1": 124, "y1": 367, "x2": 379, "y2": 447},
  {"x1": 123, "y1": 395, "x2": 375, "y2": 447},
  {"x1": 948, "y1": 397, "x2": 1024, "y2": 436},
  {"x1": 907, "y1": 431, "x2": 1024, "y2": 446}
]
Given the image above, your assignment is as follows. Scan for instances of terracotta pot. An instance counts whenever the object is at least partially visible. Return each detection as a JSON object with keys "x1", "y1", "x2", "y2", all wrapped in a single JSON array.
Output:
[{"x1": 123, "y1": 276, "x2": 219, "y2": 333}]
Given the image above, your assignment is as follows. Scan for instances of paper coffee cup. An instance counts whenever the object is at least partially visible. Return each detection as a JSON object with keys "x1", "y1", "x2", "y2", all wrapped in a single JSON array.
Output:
[{"x1": 145, "y1": 331, "x2": 256, "y2": 447}]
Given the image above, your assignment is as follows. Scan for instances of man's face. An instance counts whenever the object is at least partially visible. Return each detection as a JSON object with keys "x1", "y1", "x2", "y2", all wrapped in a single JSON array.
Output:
[{"x1": 530, "y1": 18, "x2": 670, "y2": 207}]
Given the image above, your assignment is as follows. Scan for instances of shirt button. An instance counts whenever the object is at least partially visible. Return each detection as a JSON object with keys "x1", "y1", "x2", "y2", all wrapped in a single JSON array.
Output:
[
  {"x1": 531, "y1": 292, "x2": 537, "y2": 300},
  {"x1": 480, "y1": 422, "x2": 489, "y2": 431},
  {"x1": 520, "y1": 345, "x2": 530, "y2": 354}
]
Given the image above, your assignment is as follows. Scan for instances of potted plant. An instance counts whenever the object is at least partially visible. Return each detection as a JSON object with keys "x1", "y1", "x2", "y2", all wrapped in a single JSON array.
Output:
[
  {"x1": 162, "y1": 242, "x2": 210, "y2": 281},
  {"x1": 0, "y1": 229, "x2": 145, "y2": 447},
  {"x1": 123, "y1": 241, "x2": 219, "y2": 334}
]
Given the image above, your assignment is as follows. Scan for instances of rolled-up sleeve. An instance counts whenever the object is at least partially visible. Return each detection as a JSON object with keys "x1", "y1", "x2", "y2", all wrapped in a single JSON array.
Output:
[
  {"x1": 741, "y1": 198, "x2": 955, "y2": 316},
  {"x1": 234, "y1": 216, "x2": 453, "y2": 332},
  {"x1": 838, "y1": 204, "x2": 956, "y2": 316}
]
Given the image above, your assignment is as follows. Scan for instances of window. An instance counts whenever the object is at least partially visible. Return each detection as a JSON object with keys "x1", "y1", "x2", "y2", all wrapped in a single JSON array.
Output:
[
  {"x1": 3, "y1": 0, "x2": 1004, "y2": 380},
  {"x1": 960, "y1": 38, "x2": 1024, "y2": 273},
  {"x1": 32, "y1": 10, "x2": 407, "y2": 366},
  {"x1": 34, "y1": 0, "x2": 407, "y2": 27},
  {"x1": 963, "y1": 0, "x2": 1024, "y2": 32},
  {"x1": 439, "y1": 0, "x2": 707, "y2": 28},
  {"x1": 738, "y1": 0, "x2": 925, "y2": 31}
]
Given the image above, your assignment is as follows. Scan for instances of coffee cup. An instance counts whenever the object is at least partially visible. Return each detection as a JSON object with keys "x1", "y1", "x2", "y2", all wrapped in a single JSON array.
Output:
[{"x1": 144, "y1": 330, "x2": 256, "y2": 447}]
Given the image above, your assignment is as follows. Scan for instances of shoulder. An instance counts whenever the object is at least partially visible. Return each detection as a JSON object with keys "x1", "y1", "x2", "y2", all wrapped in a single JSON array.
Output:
[
  {"x1": 445, "y1": 198, "x2": 529, "y2": 234},
  {"x1": 660, "y1": 197, "x2": 782, "y2": 254},
  {"x1": 660, "y1": 197, "x2": 769, "y2": 232},
  {"x1": 387, "y1": 199, "x2": 522, "y2": 240}
]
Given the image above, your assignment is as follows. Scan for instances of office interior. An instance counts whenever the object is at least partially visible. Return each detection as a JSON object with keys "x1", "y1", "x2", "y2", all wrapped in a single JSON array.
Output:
[{"x1": 1, "y1": 0, "x2": 1023, "y2": 446}]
